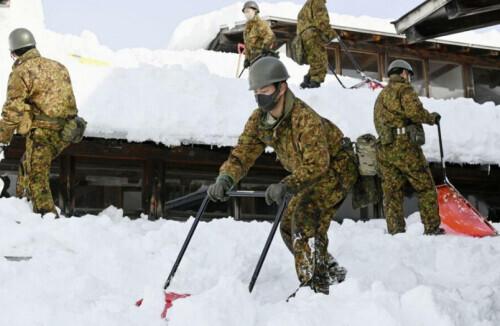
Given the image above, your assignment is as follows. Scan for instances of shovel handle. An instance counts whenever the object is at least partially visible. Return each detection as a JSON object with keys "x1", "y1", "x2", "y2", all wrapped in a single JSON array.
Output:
[
  {"x1": 248, "y1": 194, "x2": 290, "y2": 293},
  {"x1": 436, "y1": 122, "x2": 448, "y2": 183}
]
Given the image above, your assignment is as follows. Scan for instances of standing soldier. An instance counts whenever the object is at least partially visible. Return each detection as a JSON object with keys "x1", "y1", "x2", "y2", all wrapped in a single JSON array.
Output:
[
  {"x1": 374, "y1": 59, "x2": 444, "y2": 235},
  {"x1": 0, "y1": 28, "x2": 79, "y2": 217},
  {"x1": 207, "y1": 57, "x2": 358, "y2": 294},
  {"x1": 242, "y1": 1, "x2": 276, "y2": 68},
  {"x1": 297, "y1": 0, "x2": 336, "y2": 89}
]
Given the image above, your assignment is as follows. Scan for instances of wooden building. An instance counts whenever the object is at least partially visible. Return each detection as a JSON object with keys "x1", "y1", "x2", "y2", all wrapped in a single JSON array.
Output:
[
  {"x1": 1, "y1": 16, "x2": 499, "y2": 222},
  {"x1": 209, "y1": 16, "x2": 500, "y2": 104}
]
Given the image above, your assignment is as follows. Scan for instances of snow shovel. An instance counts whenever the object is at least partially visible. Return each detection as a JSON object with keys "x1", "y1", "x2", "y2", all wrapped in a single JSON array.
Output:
[
  {"x1": 435, "y1": 122, "x2": 497, "y2": 237},
  {"x1": 236, "y1": 43, "x2": 245, "y2": 78},
  {"x1": 136, "y1": 189, "x2": 288, "y2": 318}
]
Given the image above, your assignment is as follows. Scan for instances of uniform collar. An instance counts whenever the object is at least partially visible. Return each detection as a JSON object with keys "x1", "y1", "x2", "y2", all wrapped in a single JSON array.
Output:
[{"x1": 13, "y1": 48, "x2": 41, "y2": 67}]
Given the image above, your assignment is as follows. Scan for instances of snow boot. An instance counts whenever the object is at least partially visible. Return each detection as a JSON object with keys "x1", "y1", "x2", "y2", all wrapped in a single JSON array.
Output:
[
  {"x1": 424, "y1": 227, "x2": 445, "y2": 235},
  {"x1": 311, "y1": 274, "x2": 330, "y2": 295},
  {"x1": 300, "y1": 79, "x2": 321, "y2": 89},
  {"x1": 327, "y1": 256, "x2": 347, "y2": 284}
]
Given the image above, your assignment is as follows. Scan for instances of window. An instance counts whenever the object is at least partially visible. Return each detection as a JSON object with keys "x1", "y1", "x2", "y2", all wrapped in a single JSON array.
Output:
[
  {"x1": 429, "y1": 61, "x2": 464, "y2": 99},
  {"x1": 341, "y1": 51, "x2": 379, "y2": 80},
  {"x1": 388, "y1": 57, "x2": 426, "y2": 96},
  {"x1": 473, "y1": 67, "x2": 500, "y2": 105}
]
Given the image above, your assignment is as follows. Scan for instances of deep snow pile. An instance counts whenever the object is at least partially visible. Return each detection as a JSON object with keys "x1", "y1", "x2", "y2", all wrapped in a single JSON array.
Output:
[
  {"x1": 1, "y1": 197, "x2": 500, "y2": 326},
  {"x1": 1, "y1": 0, "x2": 500, "y2": 166}
]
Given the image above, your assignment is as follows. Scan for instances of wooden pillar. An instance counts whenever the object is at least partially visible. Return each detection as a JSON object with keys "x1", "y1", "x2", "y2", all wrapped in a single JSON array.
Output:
[
  {"x1": 462, "y1": 64, "x2": 474, "y2": 99},
  {"x1": 423, "y1": 58, "x2": 430, "y2": 98},
  {"x1": 142, "y1": 159, "x2": 166, "y2": 220},
  {"x1": 377, "y1": 52, "x2": 385, "y2": 81},
  {"x1": 59, "y1": 155, "x2": 75, "y2": 216},
  {"x1": 334, "y1": 46, "x2": 342, "y2": 75}
]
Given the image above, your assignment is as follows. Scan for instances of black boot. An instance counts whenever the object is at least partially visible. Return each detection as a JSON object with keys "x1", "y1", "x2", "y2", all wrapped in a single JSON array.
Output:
[{"x1": 300, "y1": 79, "x2": 321, "y2": 89}]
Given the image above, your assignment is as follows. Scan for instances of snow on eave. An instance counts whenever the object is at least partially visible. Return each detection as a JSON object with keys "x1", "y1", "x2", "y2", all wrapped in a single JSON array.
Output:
[{"x1": 256, "y1": 15, "x2": 500, "y2": 52}]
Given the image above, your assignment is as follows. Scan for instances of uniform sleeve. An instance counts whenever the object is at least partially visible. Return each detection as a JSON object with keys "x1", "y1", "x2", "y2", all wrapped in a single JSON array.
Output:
[
  {"x1": 313, "y1": 0, "x2": 335, "y2": 40},
  {"x1": 244, "y1": 22, "x2": 259, "y2": 59},
  {"x1": 219, "y1": 111, "x2": 266, "y2": 183},
  {"x1": 0, "y1": 70, "x2": 31, "y2": 143},
  {"x1": 401, "y1": 87, "x2": 435, "y2": 125},
  {"x1": 282, "y1": 110, "x2": 330, "y2": 192},
  {"x1": 260, "y1": 21, "x2": 275, "y2": 50}
]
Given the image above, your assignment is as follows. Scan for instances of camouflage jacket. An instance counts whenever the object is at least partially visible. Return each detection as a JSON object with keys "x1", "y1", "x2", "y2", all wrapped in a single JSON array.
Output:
[
  {"x1": 0, "y1": 49, "x2": 77, "y2": 143},
  {"x1": 374, "y1": 75, "x2": 436, "y2": 145},
  {"x1": 297, "y1": 0, "x2": 336, "y2": 41},
  {"x1": 243, "y1": 15, "x2": 275, "y2": 62},
  {"x1": 220, "y1": 90, "x2": 352, "y2": 192}
]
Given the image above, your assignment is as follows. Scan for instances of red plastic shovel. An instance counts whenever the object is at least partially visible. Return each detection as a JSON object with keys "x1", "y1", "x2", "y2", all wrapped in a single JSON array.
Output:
[
  {"x1": 135, "y1": 292, "x2": 190, "y2": 319},
  {"x1": 436, "y1": 123, "x2": 497, "y2": 237}
]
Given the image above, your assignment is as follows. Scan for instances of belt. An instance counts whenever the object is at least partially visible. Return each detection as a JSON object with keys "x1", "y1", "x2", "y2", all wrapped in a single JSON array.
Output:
[{"x1": 32, "y1": 115, "x2": 69, "y2": 130}]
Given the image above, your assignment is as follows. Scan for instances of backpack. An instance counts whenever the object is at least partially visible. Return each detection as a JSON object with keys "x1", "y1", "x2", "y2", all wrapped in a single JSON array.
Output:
[{"x1": 288, "y1": 34, "x2": 306, "y2": 65}]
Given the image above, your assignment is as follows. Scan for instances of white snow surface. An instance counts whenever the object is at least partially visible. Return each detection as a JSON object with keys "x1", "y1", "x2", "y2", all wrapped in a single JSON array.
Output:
[
  {"x1": 0, "y1": 0, "x2": 500, "y2": 165},
  {"x1": 1, "y1": 197, "x2": 500, "y2": 326}
]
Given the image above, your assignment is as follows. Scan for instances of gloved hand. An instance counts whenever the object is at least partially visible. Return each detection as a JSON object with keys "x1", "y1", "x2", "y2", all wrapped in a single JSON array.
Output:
[
  {"x1": 430, "y1": 112, "x2": 441, "y2": 125},
  {"x1": 243, "y1": 59, "x2": 251, "y2": 69},
  {"x1": 265, "y1": 183, "x2": 288, "y2": 206},
  {"x1": 261, "y1": 49, "x2": 279, "y2": 58},
  {"x1": 207, "y1": 175, "x2": 233, "y2": 202}
]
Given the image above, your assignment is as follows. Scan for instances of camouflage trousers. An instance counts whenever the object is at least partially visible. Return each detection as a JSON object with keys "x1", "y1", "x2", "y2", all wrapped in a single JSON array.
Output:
[
  {"x1": 279, "y1": 158, "x2": 357, "y2": 286},
  {"x1": 302, "y1": 30, "x2": 328, "y2": 83},
  {"x1": 377, "y1": 138, "x2": 441, "y2": 234},
  {"x1": 17, "y1": 128, "x2": 69, "y2": 215}
]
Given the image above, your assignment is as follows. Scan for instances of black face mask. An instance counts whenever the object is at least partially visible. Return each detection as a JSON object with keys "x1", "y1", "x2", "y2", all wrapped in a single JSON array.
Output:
[{"x1": 255, "y1": 85, "x2": 281, "y2": 112}]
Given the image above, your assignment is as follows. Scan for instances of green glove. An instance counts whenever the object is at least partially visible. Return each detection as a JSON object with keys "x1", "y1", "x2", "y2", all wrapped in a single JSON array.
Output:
[
  {"x1": 430, "y1": 112, "x2": 441, "y2": 125},
  {"x1": 207, "y1": 175, "x2": 233, "y2": 202},
  {"x1": 265, "y1": 183, "x2": 288, "y2": 206}
]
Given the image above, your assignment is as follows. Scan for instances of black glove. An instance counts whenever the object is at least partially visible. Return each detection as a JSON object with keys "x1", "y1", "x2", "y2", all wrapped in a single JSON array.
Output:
[
  {"x1": 261, "y1": 49, "x2": 279, "y2": 58},
  {"x1": 431, "y1": 112, "x2": 441, "y2": 125},
  {"x1": 243, "y1": 59, "x2": 251, "y2": 69},
  {"x1": 207, "y1": 175, "x2": 233, "y2": 202},
  {"x1": 265, "y1": 183, "x2": 288, "y2": 206}
]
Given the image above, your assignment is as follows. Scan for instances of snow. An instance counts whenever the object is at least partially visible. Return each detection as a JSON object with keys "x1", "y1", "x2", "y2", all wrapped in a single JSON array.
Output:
[
  {"x1": 1, "y1": 0, "x2": 500, "y2": 166},
  {"x1": 167, "y1": 2, "x2": 500, "y2": 51},
  {"x1": 1, "y1": 3, "x2": 500, "y2": 324},
  {"x1": 1, "y1": 197, "x2": 500, "y2": 325}
]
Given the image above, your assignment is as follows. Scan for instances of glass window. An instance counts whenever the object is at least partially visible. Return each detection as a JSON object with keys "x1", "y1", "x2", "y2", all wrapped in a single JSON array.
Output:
[
  {"x1": 473, "y1": 67, "x2": 500, "y2": 105},
  {"x1": 341, "y1": 51, "x2": 379, "y2": 80},
  {"x1": 388, "y1": 57, "x2": 426, "y2": 96},
  {"x1": 429, "y1": 61, "x2": 464, "y2": 99}
]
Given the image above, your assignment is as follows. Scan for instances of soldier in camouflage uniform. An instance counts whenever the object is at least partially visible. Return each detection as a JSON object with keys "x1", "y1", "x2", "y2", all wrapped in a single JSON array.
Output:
[
  {"x1": 208, "y1": 57, "x2": 358, "y2": 294},
  {"x1": 0, "y1": 28, "x2": 78, "y2": 216},
  {"x1": 374, "y1": 60, "x2": 444, "y2": 235},
  {"x1": 297, "y1": 0, "x2": 336, "y2": 88},
  {"x1": 242, "y1": 1, "x2": 276, "y2": 68}
]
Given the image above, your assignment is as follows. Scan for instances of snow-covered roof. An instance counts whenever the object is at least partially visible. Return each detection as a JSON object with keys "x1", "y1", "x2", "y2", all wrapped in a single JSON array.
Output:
[
  {"x1": 167, "y1": 2, "x2": 500, "y2": 51},
  {"x1": 1, "y1": 1, "x2": 500, "y2": 167}
]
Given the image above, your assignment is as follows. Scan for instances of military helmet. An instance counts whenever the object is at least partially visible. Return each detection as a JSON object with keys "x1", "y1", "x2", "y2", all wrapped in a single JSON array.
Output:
[
  {"x1": 387, "y1": 59, "x2": 414, "y2": 76},
  {"x1": 242, "y1": 1, "x2": 260, "y2": 14},
  {"x1": 249, "y1": 56, "x2": 290, "y2": 90},
  {"x1": 9, "y1": 28, "x2": 36, "y2": 52}
]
